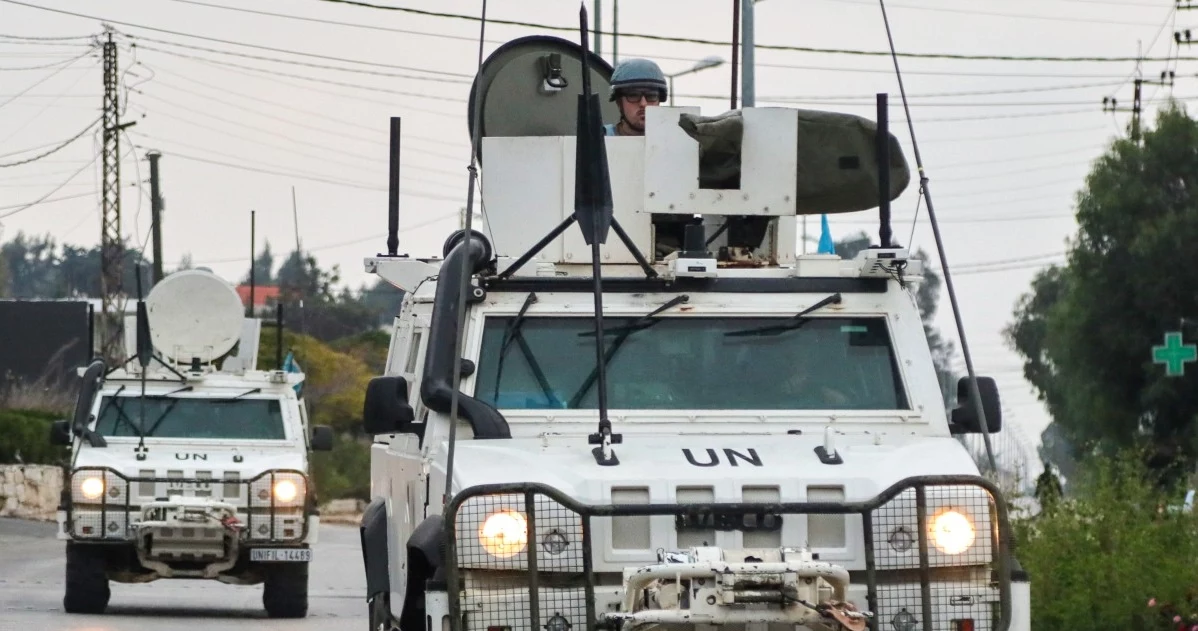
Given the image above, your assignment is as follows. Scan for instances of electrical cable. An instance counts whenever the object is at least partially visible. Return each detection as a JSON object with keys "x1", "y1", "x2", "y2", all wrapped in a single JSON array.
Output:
[
  {"x1": 0, "y1": 116, "x2": 100, "y2": 167},
  {"x1": 309, "y1": 0, "x2": 1198, "y2": 63}
]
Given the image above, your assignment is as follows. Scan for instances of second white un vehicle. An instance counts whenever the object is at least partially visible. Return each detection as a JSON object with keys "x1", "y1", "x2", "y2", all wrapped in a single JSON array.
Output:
[{"x1": 52, "y1": 269, "x2": 332, "y2": 618}]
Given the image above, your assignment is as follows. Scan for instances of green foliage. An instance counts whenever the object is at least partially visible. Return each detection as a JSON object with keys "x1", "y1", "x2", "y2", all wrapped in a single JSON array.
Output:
[
  {"x1": 1005, "y1": 102, "x2": 1198, "y2": 480},
  {"x1": 0, "y1": 408, "x2": 69, "y2": 465},
  {"x1": 310, "y1": 435, "x2": 371, "y2": 501},
  {"x1": 0, "y1": 232, "x2": 154, "y2": 299},
  {"x1": 1014, "y1": 451, "x2": 1198, "y2": 631},
  {"x1": 330, "y1": 329, "x2": 391, "y2": 374},
  {"x1": 257, "y1": 330, "x2": 373, "y2": 435}
]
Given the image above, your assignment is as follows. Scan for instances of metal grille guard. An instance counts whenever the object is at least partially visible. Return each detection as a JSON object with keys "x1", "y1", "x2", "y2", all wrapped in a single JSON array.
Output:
[
  {"x1": 445, "y1": 474, "x2": 1013, "y2": 631},
  {"x1": 65, "y1": 466, "x2": 310, "y2": 544}
]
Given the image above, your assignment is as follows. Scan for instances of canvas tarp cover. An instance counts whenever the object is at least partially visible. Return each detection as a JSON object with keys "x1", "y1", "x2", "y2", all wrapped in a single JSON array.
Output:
[{"x1": 678, "y1": 108, "x2": 912, "y2": 215}]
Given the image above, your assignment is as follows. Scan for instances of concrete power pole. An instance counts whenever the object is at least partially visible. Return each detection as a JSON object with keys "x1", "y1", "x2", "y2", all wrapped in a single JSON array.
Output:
[
  {"x1": 99, "y1": 28, "x2": 135, "y2": 363},
  {"x1": 741, "y1": 0, "x2": 755, "y2": 107},
  {"x1": 148, "y1": 151, "x2": 164, "y2": 284}
]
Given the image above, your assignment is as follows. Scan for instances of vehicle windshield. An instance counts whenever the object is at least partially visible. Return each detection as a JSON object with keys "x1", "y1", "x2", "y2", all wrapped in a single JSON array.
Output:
[
  {"x1": 93, "y1": 396, "x2": 287, "y2": 440},
  {"x1": 474, "y1": 315, "x2": 909, "y2": 411}
]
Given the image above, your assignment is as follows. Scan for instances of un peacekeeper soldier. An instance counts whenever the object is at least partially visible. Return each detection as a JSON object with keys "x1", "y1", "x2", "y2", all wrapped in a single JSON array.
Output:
[{"x1": 604, "y1": 58, "x2": 667, "y2": 137}]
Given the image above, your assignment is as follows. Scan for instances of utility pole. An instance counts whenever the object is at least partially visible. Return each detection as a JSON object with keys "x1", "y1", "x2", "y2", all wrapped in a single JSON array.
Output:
[
  {"x1": 100, "y1": 26, "x2": 136, "y2": 363},
  {"x1": 147, "y1": 151, "x2": 164, "y2": 284},
  {"x1": 1102, "y1": 72, "x2": 1174, "y2": 144},
  {"x1": 612, "y1": 0, "x2": 619, "y2": 63},
  {"x1": 741, "y1": 0, "x2": 755, "y2": 107},
  {"x1": 594, "y1": 0, "x2": 601, "y2": 58}
]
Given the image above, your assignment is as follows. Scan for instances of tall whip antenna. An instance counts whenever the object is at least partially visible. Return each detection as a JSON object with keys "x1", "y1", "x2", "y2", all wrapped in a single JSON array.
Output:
[
  {"x1": 443, "y1": 0, "x2": 489, "y2": 509},
  {"x1": 877, "y1": 0, "x2": 996, "y2": 474}
]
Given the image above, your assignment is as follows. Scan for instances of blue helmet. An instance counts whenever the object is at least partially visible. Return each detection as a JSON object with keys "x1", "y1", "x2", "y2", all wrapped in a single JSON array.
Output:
[{"x1": 609, "y1": 58, "x2": 667, "y2": 102}]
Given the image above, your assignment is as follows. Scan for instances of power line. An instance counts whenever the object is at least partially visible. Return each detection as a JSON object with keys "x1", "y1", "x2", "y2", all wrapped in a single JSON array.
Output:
[
  {"x1": 690, "y1": 80, "x2": 1130, "y2": 102},
  {"x1": 143, "y1": 75, "x2": 467, "y2": 178},
  {"x1": 191, "y1": 210, "x2": 462, "y2": 266},
  {"x1": 126, "y1": 35, "x2": 471, "y2": 84},
  {"x1": 0, "y1": 32, "x2": 94, "y2": 41},
  {"x1": 0, "y1": 50, "x2": 93, "y2": 111},
  {"x1": 158, "y1": 150, "x2": 466, "y2": 202},
  {"x1": 917, "y1": 125, "x2": 1110, "y2": 144},
  {"x1": 0, "y1": 116, "x2": 100, "y2": 167},
  {"x1": 0, "y1": 56, "x2": 93, "y2": 71},
  {"x1": 151, "y1": 0, "x2": 1153, "y2": 81},
  {"x1": 133, "y1": 43, "x2": 463, "y2": 118},
  {"x1": 0, "y1": 153, "x2": 99, "y2": 219},
  {"x1": 131, "y1": 91, "x2": 467, "y2": 170},
  {"x1": 817, "y1": 0, "x2": 1172, "y2": 27},
  {"x1": 310, "y1": 0, "x2": 1198, "y2": 62},
  {"x1": 0, "y1": 0, "x2": 473, "y2": 77}
]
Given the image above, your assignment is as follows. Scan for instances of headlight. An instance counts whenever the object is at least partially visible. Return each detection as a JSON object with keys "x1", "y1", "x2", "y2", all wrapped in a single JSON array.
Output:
[
  {"x1": 478, "y1": 510, "x2": 528, "y2": 558},
  {"x1": 273, "y1": 479, "x2": 299, "y2": 503},
  {"x1": 79, "y1": 477, "x2": 105, "y2": 500},
  {"x1": 929, "y1": 509, "x2": 975, "y2": 554}
]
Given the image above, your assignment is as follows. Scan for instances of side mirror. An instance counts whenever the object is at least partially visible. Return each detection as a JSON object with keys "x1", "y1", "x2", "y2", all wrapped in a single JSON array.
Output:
[
  {"x1": 950, "y1": 376, "x2": 1002, "y2": 434},
  {"x1": 362, "y1": 376, "x2": 417, "y2": 435},
  {"x1": 72, "y1": 359, "x2": 107, "y2": 448},
  {"x1": 310, "y1": 425, "x2": 334, "y2": 452},
  {"x1": 50, "y1": 420, "x2": 72, "y2": 446}
]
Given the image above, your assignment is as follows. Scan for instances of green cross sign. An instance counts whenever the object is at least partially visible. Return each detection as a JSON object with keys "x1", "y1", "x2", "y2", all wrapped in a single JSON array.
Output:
[{"x1": 1153, "y1": 331, "x2": 1198, "y2": 377}]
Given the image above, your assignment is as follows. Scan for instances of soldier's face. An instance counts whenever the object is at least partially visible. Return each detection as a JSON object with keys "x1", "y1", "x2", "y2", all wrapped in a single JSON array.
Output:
[{"x1": 619, "y1": 91, "x2": 660, "y2": 132}]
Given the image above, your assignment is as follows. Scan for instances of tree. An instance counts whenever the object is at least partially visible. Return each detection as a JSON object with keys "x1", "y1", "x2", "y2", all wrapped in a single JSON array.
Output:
[
  {"x1": 1005, "y1": 102, "x2": 1198, "y2": 482},
  {"x1": 0, "y1": 248, "x2": 9, "y2": 298},
  {"x1": 834, "y1": 231, "x2": 959, "y2": 402},
  {"x1": 277, "y1": 249, "x2": 339, "y2": 304},
  {"x1": 244, "y1": 241, "x2": 275, "y2": 286}
]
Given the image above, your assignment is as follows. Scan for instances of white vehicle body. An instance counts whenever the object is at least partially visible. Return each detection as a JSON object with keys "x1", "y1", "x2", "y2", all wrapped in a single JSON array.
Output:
[
  {"x1": 52, "y1": 269, "x2": 333, "y2": 618},
  {"x1": 359, "y1": 34, "x2": 1029, "y2": 631}
]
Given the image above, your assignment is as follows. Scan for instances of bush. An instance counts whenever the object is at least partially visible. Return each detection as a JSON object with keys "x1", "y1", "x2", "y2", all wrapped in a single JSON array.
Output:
[
  {"x1": 1014, "y1": 450, "x2": 1198, "y2": 631},
  {"x1": 0, "y1": 408, "x2": 69, "y2": 465},
  {"x1": 310, "y1": 434, "x2": 370, "y2": 502},
  {"x1": 257, "y1": 330, "x2": 373, "y2": 435}
]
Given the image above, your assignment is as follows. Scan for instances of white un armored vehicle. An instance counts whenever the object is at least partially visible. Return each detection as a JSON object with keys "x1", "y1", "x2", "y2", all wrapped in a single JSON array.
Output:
[
  {"x1": 359, "y1": 25, "x2": 1031, "y2": 631},
  {"x1": 51, "y1": 269, "x2": 332, "y2": 618}
]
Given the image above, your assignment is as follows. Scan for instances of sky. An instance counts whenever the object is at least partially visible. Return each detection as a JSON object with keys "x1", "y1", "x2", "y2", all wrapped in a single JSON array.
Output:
[{"x1": 0, "y1": 0, "x2": 1185, "y2": 474}]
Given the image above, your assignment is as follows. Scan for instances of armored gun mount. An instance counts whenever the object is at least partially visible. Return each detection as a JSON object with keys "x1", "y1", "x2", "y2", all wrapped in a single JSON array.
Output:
[{"x1": 371, "y1": 35, "x2": 913, "y2": 287}]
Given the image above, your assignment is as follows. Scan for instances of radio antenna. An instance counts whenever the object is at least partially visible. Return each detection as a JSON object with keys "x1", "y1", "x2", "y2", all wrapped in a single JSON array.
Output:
[
  {"x1": 877, "y1": 0, "x2": 996, "y2": 473},
  {"x1": 443, "y1": 0, "x2": 489, "y2": 509}
]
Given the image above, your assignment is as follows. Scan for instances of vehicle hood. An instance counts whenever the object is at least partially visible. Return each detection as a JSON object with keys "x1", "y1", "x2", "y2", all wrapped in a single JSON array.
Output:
[
  {"x1": 72, "y1": 441, "x2": 307, "y2": 481},
  {"x1": 442, "y1": 433, "x2": 983, "y2": 504}
]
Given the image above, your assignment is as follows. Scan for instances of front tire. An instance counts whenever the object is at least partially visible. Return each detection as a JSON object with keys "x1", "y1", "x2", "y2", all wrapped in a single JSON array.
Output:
[
  {"x1": 63, "y1": 542, "x2": 110, "y2": 614},
  {"x1": 262, "y1": 563, "x2": 309, "y2": 618}
]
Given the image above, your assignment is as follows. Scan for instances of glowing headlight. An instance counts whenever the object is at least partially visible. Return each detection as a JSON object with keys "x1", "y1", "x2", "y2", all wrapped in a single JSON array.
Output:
[
  {"x1": 273, "y1": 479, "x2": 299, "y2": 503},
  {"x1": 929, "y1": 509, "x2": 975, "y2": 554},
  {"x1": 478, "y1": 510, "x2": 528, "y2": 559},
  {"x1": 79, "y1": 477, "x2": 105, "y2": 500}
]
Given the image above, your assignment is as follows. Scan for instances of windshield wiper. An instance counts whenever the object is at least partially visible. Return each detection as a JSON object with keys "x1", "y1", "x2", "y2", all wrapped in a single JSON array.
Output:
[
  {"x1": 102, "y1": 388, "x2": 148, "y2": 439},
  {"x1": 723, "y1": 293, "x2": 842, "y2": 338},
  {"x1": 491, "y1": 293, "x2": 561, "y2": 407},
  {"x1": 568, "y1": 295, "x2": 690, "y2": 408},
  {"x1": 212, "y1": 387, "x2": 261, "y2": 402},
  {"x1": 141, "y1": 386, "x2": 194, "y2": 399}
]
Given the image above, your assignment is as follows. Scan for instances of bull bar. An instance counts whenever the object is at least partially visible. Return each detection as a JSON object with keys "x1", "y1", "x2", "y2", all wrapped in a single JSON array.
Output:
[{"x1": 445, "y1": 474, "x2": 1013, "y2": 631}]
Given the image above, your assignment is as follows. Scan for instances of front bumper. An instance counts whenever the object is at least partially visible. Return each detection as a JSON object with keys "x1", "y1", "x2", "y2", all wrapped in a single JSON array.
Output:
[
  {"x1": 58, "y1": 467, "x2": 314, "y2": 577},
  {"x1": 444, "y1": 475, "x2": 1017, "y2": 631}
]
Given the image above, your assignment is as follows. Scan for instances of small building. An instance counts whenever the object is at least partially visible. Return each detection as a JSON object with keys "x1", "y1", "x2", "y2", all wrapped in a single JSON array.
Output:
[{"x1": 234, "y1": 284, "x2": 280, "y2": 316}]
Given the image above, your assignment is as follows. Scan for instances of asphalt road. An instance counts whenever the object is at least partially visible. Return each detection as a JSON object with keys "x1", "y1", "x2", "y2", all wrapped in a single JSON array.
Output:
[{"x1": 0, "y1": 517, "x2": 367, "y2": 630}]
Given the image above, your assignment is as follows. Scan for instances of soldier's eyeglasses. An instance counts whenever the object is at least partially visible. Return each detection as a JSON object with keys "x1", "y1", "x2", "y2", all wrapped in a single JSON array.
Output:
[{"x1": 621, "y1": 92, "x2": 661, "y2": 104}]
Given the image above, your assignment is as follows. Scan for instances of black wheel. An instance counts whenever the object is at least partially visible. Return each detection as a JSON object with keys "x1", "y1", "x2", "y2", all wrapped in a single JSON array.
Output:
[
  {"x1": 368, "y1": 592, "x2": 393, "y2": 631},
  {"x1": 63, "y1": 542, "x2": 110, "y2": 614},
  {"x1": 262, "y1": 563, "x2": 309, "y2": 618}
]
